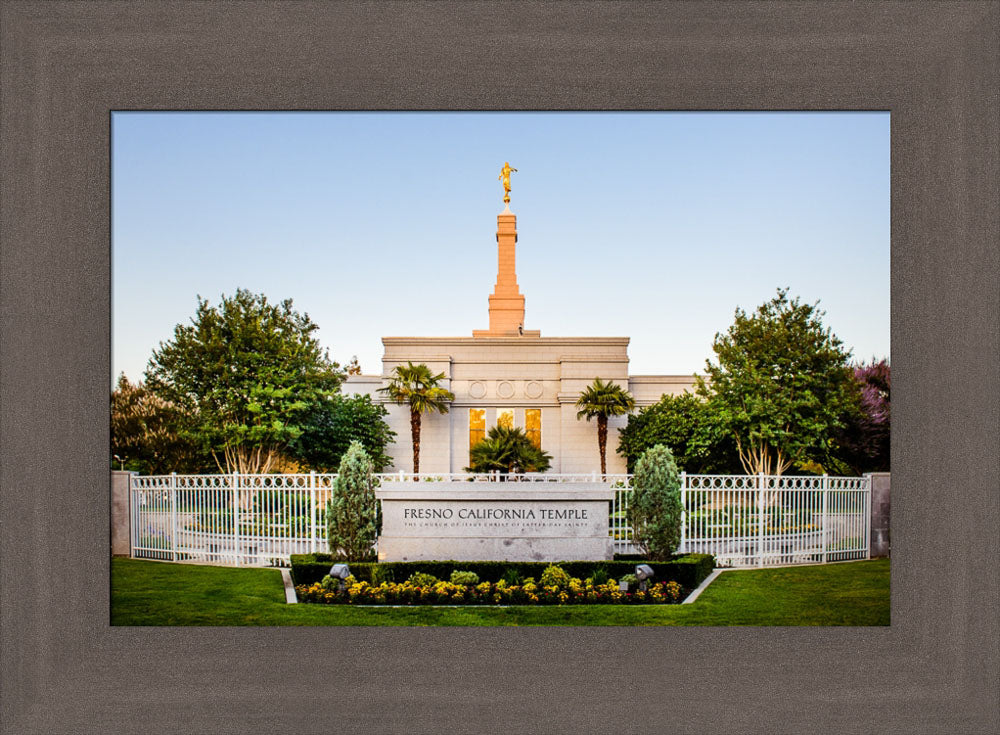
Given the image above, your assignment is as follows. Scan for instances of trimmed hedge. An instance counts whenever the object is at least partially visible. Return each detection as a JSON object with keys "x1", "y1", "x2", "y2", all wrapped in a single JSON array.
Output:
[{"x1": 289, "y1": 553, "x2": 714, "y2": 590}]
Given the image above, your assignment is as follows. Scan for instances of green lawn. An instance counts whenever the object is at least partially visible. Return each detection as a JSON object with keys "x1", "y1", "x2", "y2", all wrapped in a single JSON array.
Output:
[{"x1": 111, "y1": 557, "x2": 889, "y2": 626}]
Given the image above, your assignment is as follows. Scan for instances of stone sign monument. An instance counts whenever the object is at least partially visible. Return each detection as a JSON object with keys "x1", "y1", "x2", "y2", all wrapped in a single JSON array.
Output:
[{"x1": 375, "y1": 482, "x2": 615, "y2": 562}]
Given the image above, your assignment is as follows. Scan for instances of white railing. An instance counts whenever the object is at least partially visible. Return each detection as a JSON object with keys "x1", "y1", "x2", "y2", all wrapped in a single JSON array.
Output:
[
  {"x1": 128, "y1": 472, "x2": 870, "y2": 567},
  {"x1": 376, "y1": 471, "x2": 631, "y2": 484},
  {"x1": 680, "y1": 473, "x2": 870, "y2": 567}
]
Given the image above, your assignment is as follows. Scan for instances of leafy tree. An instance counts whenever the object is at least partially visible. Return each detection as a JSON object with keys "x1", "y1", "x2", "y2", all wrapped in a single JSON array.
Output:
[
  {"x1": 346, "y1": 356, "x2": 362, "y2": 376},
  {"x1": 111, "y1": 374, "x2": 210, "y2": 474},
  {"x1": 145, "y1": 289, "x2": 343, "y2": 474},
  {"x1": 326, "y1": 441, "x2": 379, "y2": 561},
  {"x1": 466, "y1": 425, "x2": 552, "y2": 474},
  {"x1": 617, "y1": 392, "x2": 742, "y2": 474},
  {"x1": 628, "y1": 444, "x2": 684, "y2": 560},
  {"x1": 835, "y1": 358, "x2": 890, "y2": 473},
  {"x1": 377, "y1": 362, "x2": 454, "y2": 473},
  {"x1": 576, "y1": 377, "x2": 635, "y2": 475},
  {"x1": 697, "y1": 288, "x2": 857, "y2": 476},
  {"x1": 292, "y1": 393, "x2": 396, "y2": 472}
]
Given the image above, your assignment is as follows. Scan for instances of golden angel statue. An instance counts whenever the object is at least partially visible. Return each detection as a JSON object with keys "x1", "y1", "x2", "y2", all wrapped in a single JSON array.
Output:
[{"x1": 498, "y1": 161, "x2": 517, "y2": 204}]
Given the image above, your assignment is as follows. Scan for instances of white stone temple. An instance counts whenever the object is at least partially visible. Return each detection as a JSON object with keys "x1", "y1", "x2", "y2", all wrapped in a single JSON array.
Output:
[{"x1": 344, "y1": 196, "x2": 698, "y2": 474}]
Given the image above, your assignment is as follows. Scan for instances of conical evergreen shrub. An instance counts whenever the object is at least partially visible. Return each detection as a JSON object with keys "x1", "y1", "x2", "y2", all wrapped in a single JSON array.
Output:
[{"x1": 327, "y1": 440, "x2": 379, "y2": 561}]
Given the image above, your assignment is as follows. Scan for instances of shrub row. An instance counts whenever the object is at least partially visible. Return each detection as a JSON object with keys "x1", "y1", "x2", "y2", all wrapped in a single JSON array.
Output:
[{"x1": 289, "y1": 553, "x2": 714, "y2": 590}]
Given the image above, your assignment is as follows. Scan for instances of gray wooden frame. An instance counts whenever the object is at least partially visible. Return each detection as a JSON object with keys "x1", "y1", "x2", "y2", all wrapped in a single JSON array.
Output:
[{"x1": 2, "y1": 2, "x2": 997, "y2": 732}]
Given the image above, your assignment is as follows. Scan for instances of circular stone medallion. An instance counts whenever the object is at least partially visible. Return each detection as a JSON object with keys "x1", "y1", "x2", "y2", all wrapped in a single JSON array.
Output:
[
  {"x1": 468, "y1": 381, "x2": 486, "y2": 399},
  {"x1": 525, "y1": 381, "x2": 543, "y2": 399},
  {"x1": 496, "y1": 381, "x2": 515, "y2": 399}
]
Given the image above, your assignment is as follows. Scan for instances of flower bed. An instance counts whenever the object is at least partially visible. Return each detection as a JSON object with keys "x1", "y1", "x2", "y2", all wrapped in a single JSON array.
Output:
[
  {"x1": 289, "y1": 554, "x2": 715, "y2": 589},
  {"x1": 295, "y1": 574, "x2": 685, "y2": 606}
]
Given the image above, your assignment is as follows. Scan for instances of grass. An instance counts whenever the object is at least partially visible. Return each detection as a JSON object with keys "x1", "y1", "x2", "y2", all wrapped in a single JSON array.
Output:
[{"x1": 111, "y1": 557, "x2": 889, "y2": 626}]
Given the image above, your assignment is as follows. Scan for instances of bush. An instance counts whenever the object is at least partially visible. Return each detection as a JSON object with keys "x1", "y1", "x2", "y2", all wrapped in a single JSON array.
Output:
[
  {"x1": 371, "y1": 564, "x2": 394, "y2": 585},
  {"x1": 589, "y1": 566, "x2": 609, "y2": 586},
  {"x1": 326, "y1": 441, "x2": 379, "y2": 561},
  {"x1": 406, "y1": 572, "x2": 438, "y2": 587},
  {"x1": 617, "y1": 392, "x2": 740, "y2": 474},
  {"x1": 449, "y1": 570, "x2": 480, "y2": 586},
  {"x1": 502, "y1": 567, "x2": 523, "y2": 586},
  {"x1": 629, "y1": 444, "x2": 684, "y2": 560},
  {"x1": 539, "y1": 565, "x2": 571, "y2": 590},
  {"x1": 292, "y1": 393, "x2": 396, "y2": 473}
]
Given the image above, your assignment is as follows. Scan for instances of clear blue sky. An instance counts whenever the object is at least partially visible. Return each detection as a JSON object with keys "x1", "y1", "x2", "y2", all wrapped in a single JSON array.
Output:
[{"x1": 112, "y1": 112, "x2": 889, "y2": 383}]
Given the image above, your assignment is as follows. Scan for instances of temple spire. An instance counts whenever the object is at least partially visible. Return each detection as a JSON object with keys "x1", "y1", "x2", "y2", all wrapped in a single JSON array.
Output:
[{"x1": 473, "y1": 164, "x2": 539, "y2": 338}]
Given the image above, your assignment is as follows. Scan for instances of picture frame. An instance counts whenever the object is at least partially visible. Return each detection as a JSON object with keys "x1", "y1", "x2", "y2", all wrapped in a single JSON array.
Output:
[{"x1": 2, "y1": 2, "x2": 996, "y2": 732}]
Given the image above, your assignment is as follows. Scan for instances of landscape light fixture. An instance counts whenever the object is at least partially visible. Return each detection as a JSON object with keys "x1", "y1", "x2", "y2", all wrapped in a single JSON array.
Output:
[
  {"x1": 636, "y1": 564, "x2": 654, "y2": 591},
  {"x1": 330, "y1": 563, "x2": 352, "y2": 591}
]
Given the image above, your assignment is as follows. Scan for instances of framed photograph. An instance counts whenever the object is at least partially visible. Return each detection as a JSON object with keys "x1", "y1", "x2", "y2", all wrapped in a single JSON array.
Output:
[
  {"x1": 111, "y1": 109, "x2": 890, "y2": 621},
  {"x1": 2, "y1": 2, "x2": 996, "y2": 733}
]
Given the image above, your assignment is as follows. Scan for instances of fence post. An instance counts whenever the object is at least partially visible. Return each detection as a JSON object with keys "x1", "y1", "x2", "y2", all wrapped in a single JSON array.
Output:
[
  {"x1": 128, "y1": 472, "x2": 134, "y2": 558},
  {"x1": 170, "y1": 472, "x2": 178, "y2": 561},
  {"x1": 112, "y1": 470, "x2": 134, "y2": 557},
  {"x1": 821, "y1": 474, "x2": 829, "y2": 563},
  {"x1": 233, "y1": 470, "x2": 241, "y2": 567},
  {"x1": 679, "y1": 471, "x2": 687, "y2": 553},
  {"x1": 757, "y1": 472, "x2": 765, "y2": 567},
  {"x1": 310, "y1": 470, "x2": 317, "y2": 553},
  {"x1": 864, "y1": 474, "x2": 872, "y2": 559}
]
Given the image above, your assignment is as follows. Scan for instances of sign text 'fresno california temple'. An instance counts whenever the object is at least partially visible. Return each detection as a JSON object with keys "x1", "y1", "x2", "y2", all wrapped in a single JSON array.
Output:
[{"x1": 345, "y1": 164, "x2": 697, "y2": 474}]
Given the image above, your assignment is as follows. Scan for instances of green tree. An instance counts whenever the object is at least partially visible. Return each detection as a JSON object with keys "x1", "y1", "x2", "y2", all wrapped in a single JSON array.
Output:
[
  {"x1": 326, "y1": 441, "x2": 379, "y2": 561},
  {"x1": 145, "y1": 290, "x2": 343, "y2": 474},
  {"x1": 698, "y1": 288, "x2": 857, "y2": 476},
  {"x1": 617, "y1": 392, "x2": 742, "y2": 474},
  {"x1": 111, "y1": 374, "x2": 210, "y2": 474},
  {"x1": 377, "y1": 362, "x2": 454, "y2": 473},
  {"x1": 576, "y1": 377, "x2": 635, "y2": 475},
  {"x1": 628, "y1": 444, "x2": 684, "y2": 560},
  {"x1": 292, "y1": 393, "x2": 396, "y2": 472},
  {"x1": 465, "y1": 425, "x2": 552, "y2": 474}
]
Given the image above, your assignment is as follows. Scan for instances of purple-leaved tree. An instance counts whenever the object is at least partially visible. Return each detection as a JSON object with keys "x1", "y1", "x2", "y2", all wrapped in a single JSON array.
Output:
[{"x1": 837, "y1": 359, "x2": 890, "y2": 473}]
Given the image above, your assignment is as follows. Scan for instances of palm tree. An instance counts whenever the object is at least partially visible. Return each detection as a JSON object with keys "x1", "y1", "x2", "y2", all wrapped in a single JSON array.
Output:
[
  {"x1": 576, "y1": 377, "x2": 635, "y2": 476},
  {"x1": 466, "y1": 425, "x2": 552, "y2": 474},
  {"x1": 377, "y1": 362, "x2": 454, "y2": 473}
]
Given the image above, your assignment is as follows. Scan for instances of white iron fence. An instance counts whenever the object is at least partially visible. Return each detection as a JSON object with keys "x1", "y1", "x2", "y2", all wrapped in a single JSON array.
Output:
[
  {"x1": 680, "y1": 474, "x2": 870, "y2": 567},
  {"x1": 129, "y1": 472, "x2": 870, "y2": 568}
]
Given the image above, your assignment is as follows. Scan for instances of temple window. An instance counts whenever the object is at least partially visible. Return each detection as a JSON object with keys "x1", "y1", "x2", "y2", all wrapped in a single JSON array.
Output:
[
  {"x1": 497, "y1": 409, "x2": 514, "y2": 430},
  {"x1": 525, "y1": 408, "x2": 542, "y2": 448},
  {"x1": 469, "y1": 408, "x2": 486, "y2": 449}
]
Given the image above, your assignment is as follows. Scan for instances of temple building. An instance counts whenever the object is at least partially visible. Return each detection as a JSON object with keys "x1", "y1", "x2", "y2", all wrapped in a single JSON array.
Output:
[{"x1": 344, "y1": 166, "x2": 698, "y2": 473}]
